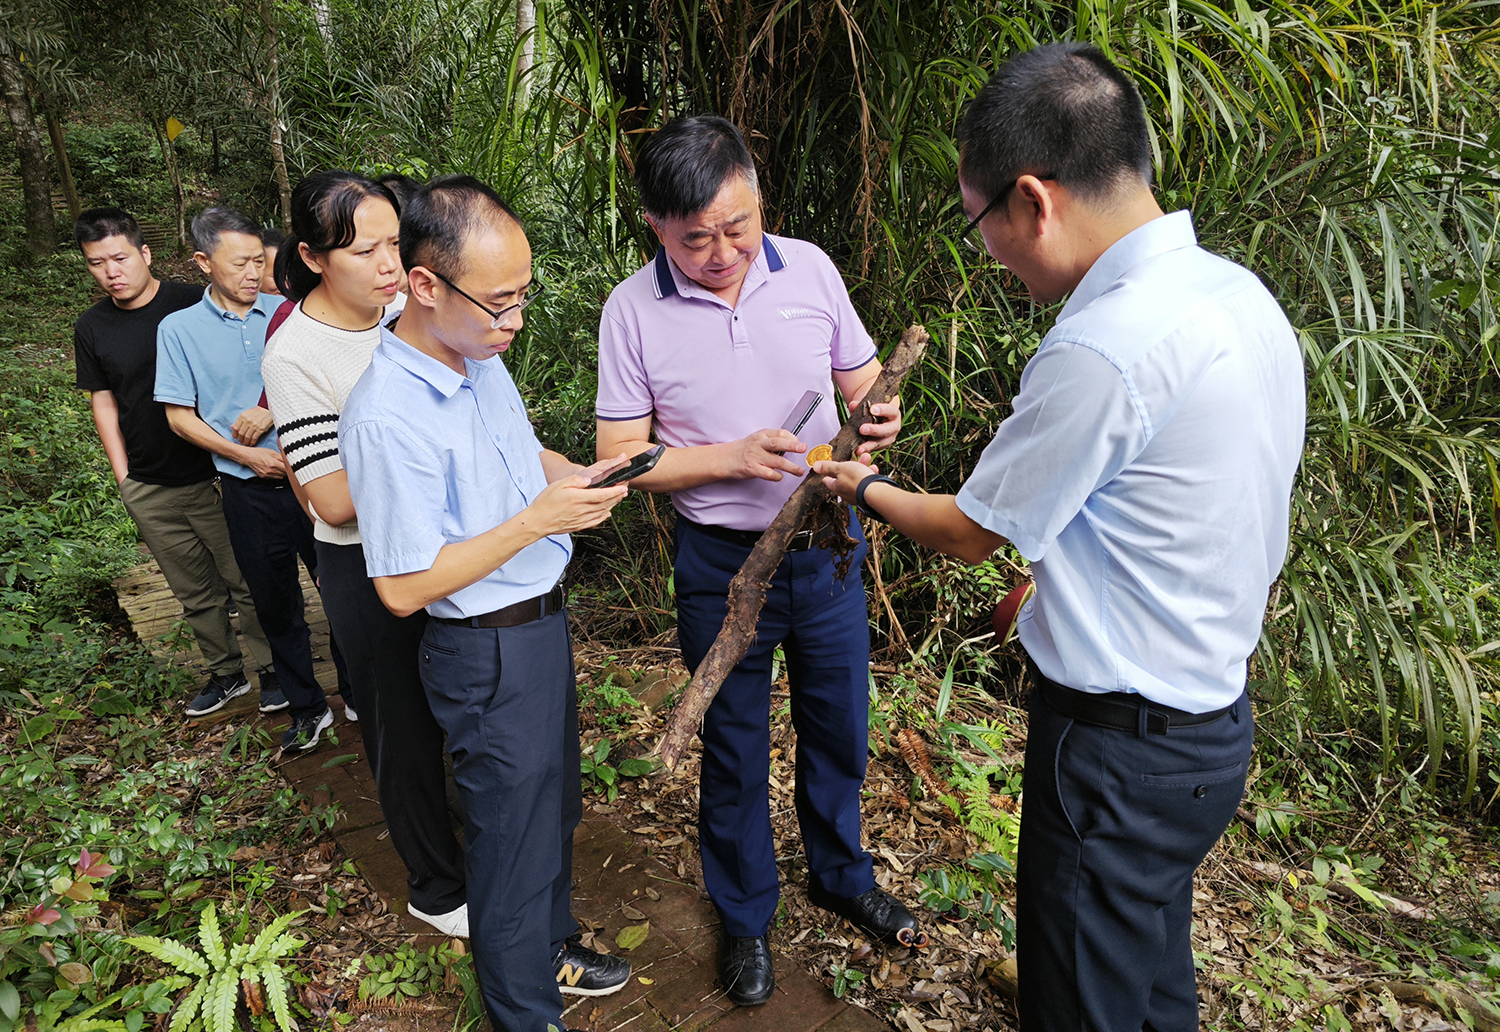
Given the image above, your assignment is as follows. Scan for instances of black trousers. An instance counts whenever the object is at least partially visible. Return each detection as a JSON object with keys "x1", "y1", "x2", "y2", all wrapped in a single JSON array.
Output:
[
  {"x1": 1017, "y1": 678, "x2": 1253, "y2": 1032},
  {"x1": 218, "y1": 476, "x2": 326, "y2": 720},
  {"x1": 315, "y1": 540, "x2": 466, "y2": 915},
  {"x1": 418, "y1": 611, "x2": 581, "y2": 1032}
]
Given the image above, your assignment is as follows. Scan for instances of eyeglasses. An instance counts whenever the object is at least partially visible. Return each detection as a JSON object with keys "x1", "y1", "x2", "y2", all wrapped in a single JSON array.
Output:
[
  {"x1": 430, "y1": 269, "x2": 546, "y2": 329},
  {"x1": 959, "y1": 173, "x2": 1056, "y2": 253}
]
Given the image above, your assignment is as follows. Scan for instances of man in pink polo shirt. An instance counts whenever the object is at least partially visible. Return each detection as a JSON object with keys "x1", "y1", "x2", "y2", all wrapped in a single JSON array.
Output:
[{"x1": 595, "y1": 114, "x2": 915, "y2": 1007}]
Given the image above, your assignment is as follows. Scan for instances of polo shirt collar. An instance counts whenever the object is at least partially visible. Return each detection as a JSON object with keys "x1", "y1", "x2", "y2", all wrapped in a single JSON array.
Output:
[
  {"x1": 651, "y1": 233, "x2": 789, "y2": 301},
  {"x1": 201, "y1": 286, "x2": 275, "y2": 321},
  {"x1": 1059, "y1": 210, "x2": 1198, "y2": 321},
  {"x1": 379, "y1": 325, "x2": 469, "y2": 399}
]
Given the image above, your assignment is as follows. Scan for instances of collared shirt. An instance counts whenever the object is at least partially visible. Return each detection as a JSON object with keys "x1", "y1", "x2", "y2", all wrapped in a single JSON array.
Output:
[
  {"x1": 339, "y1": 327, "x2": 570, "y2": 619},
  {"x1": 596, "y1": 233, "x2": 877, "y2": 531},
  {"x1": 956, "y1": 211, "x2": 1305, "y2": 713},
  {"x1": 154, "y1": 289, "x2": 282, "y2": 479}
]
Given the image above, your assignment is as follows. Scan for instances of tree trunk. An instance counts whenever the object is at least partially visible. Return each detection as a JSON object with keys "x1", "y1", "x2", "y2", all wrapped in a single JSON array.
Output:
[
  {"x1": 311, "y1": 0, "x2": 331, "y2": 46},
  {"x1": 0, "y1": 45, "x2": 58, "y2": 254},
  {"x1": 44, "y1": 104, "x2": 81, "y2": 223},
  {"x1": 150, "y1": 116, "x2": 186, "y2": 246},
  {"x1": 262, "y1": 0, "x2": 293, "y2": 232},
  {"x1": 657, "y1": 325, "x2": 931, "y2": 770},
  {"x1": 516, "y1": 0, "x2": 536, "y2": 103}
]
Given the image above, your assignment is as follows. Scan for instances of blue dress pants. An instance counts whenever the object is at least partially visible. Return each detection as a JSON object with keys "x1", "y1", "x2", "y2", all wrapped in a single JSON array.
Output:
[
  {"x1": 418, "y1": 611, "x2": 581, "y2": 1032},
  {"x1": 217, "y1": 475, "x2": 327, "y2": 720},
  {"x1": 1017, "y1": 678, "x2": 1253, "y2": 1032},
  {"x1": 674, "y1": 515, "x2": 876, "y2": 938}
]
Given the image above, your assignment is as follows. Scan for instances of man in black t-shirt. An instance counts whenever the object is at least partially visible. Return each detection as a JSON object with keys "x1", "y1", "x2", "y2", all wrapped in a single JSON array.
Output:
[{"x1": 73, "y1": 207, "x2": 280, "y2": 717}]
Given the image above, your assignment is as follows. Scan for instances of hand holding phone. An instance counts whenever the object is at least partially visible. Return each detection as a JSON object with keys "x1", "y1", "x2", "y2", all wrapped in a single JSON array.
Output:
[{"x1": 588, "y1": 443, "x2": 665, "y2": 488}]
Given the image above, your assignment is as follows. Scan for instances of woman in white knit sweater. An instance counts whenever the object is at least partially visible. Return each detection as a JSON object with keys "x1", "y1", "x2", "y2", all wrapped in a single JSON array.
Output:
[{"x1": 261, "y1": 171, "x2": 468, "y2": 938}]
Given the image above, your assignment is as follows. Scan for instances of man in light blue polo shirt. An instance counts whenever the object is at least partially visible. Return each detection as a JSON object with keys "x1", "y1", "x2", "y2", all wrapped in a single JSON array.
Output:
[
  {"x1": 156, "y1": 207, "x2": 331, "y2": 751},
  {"x1": 595, "y1": 115, "x2": 917, "y2": 1008},
  {"x1": 341, "y1": 176, "x2": 632, "y2": 1032},
  {"x1": 819, "y1": 45, "x2": 1304, "y2": 1032}
]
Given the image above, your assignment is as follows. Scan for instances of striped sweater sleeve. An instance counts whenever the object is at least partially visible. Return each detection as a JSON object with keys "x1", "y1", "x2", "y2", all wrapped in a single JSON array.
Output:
[{"x1": 262, "y1": 330, "x2": 345, "y2": 485}]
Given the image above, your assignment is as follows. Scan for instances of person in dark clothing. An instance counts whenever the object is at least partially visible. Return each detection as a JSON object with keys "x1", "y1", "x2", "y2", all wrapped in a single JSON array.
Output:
[{"x1": 72, "y1": 207, "x2": 279, "y2": 716}]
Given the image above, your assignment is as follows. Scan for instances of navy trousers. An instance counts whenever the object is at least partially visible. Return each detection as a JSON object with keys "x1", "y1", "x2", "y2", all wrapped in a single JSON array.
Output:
[
  {"x1": 316, "y1": 541, "x2": 466, "y2": 915},
  {"x1": 674, "y1": 515, "x2": 875, "y2": 938},
  {"x1": 218, "y1": 476, "x2": 327, "y2": 720},
  {"x1": 1017, "y1": 678, "x2": 1253, "y2": 1032},
  {"x1": 418, "y1": 611, "x2": 581, "y2": 1032}
]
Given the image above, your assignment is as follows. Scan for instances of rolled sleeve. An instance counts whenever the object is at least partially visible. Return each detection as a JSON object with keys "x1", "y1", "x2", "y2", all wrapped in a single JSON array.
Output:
[
  {"x1": 956, "y1": 338, "x2": 1149, "y2": 562},
  {"x1": 341, "y1": 418, "x2": 449, "y2": 577},
  {"x1": 595, "y1": 309, "x2": 654, "y2": 420},
  {"x1": 153, "y1": 326, "x2": 198, "y2": 406}
]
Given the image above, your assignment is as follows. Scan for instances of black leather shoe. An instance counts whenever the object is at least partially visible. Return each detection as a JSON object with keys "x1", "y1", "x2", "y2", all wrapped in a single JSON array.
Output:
[
  {"x1": 719, "y1": 934, "x2": 775, "y2": 1006},
  {"x1": 808, "y1": 884, "x2": 927, "y2": 947}
]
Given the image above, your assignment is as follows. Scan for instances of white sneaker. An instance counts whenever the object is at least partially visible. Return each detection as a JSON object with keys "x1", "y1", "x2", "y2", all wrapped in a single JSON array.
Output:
[
  {"x1": 408, "y1": 902, "x2": 469, "y2": 937},
  {"x1": 344, "y1": 701, "x2": 358, "y2": 722}
]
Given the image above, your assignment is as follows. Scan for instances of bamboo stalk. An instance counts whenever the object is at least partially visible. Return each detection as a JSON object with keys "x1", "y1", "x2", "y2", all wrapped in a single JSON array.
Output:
[{"x1": 657, "y1": 324, "x2": 930, "y2": 770}]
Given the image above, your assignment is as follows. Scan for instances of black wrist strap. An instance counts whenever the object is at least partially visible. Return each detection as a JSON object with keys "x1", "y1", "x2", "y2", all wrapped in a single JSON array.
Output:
[{"x1": 855, "y1": 473, "x2": 897, "y2": 523}]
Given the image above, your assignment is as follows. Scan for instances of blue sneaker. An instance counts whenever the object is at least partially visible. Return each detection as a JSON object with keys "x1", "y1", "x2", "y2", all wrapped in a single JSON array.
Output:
[
  {"x1": 280, "y1": 708, "x2": 334, "y2": 753},
  {"x1": 258, "y1": 670, "x2": 289, "y2": 713},
  {"x1": 186, "y1": 672, "x2": 251, "y2": 716}
]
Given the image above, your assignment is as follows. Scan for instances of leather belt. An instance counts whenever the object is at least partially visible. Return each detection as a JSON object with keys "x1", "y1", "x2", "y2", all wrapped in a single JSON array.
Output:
[
  {"x1": 1029, "y1": 661, "x2": 1233, "y2": 735},
  {"x1": 435, "y1": 585, "x2": 565, "y2": 629},
  {"x1": 681, "y1": 517, "x2": 818, "y2": 552}
]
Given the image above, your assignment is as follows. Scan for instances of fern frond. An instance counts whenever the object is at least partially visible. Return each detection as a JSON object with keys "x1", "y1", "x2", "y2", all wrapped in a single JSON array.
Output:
[
  {"x1": 244, "y1": 911, "x2": 303, "y2": 965},
  {"x1": 55, "y1": 1021, "x2": 127, "y2": 1032},
  {"x1": 261, "y1": 960, "x2": 298, "y2": 1032},
  {"x1": 125, "y1": 936, "x2": 211, "y2": 977},
  {"x1": 169, "y1": 980, "x2": 207, "y2": 1032},
  {"x1": 209, "y1": 968, "x2": 239, "y2": 1032},
  {"x1": 198, "y1": 904, "x2": 227, "y2": 970},
  {"x1": 263, "y1": 933, "x2": 306, "y2": 961}
]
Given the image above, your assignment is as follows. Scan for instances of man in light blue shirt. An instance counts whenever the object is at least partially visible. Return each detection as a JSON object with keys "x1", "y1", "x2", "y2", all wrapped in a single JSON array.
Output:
[
  {"x1": 156, "y1": 207, "x2": 331, "y2": 750},
  {"x1": 340, "y1": 176, "x2": 632, "y2": 1032},
  {"x1": 819, "y1": 44, "x2": 1303, "y2": 1032}
]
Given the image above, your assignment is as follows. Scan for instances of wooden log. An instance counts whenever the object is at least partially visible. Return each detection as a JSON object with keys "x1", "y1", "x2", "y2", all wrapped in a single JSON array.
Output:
[{"x1": 657, "y1": 324, "x2": 931, "y2": 770}]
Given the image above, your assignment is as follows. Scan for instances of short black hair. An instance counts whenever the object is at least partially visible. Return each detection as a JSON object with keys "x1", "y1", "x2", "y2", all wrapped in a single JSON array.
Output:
[
  {"x1": 400, "y1": 174, "x2": 522, "y2": 281},
  {"x1": 74, "y1": 207, "x2": 145, "y2": 250},
  {"x1": 634, "y1": 115, "x2": 757, "y2": 221},
  {"x1": 375, "y1": 173, "x2": 421, "y2": 209},
  {"x1": 278, "y1": 171, "x2": 400, "y2": 300},
  {"x1": 261, "y1": 226, "x2": 285, "y2": 249},
  {"x1": 191, "y1": 207, "x2": 264, "y2": 256},
  {"x1": 958, "y1": 43, "x2": 1152, "y2": 205}
]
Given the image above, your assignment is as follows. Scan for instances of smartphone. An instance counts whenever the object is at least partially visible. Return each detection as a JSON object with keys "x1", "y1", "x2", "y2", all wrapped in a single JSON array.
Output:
[
  {"x1": 588, "y1": 443, "x2": 665, "y2": 488},
  {"x1": 780, "y1": 391, "x2": 823, "y2": 438}
]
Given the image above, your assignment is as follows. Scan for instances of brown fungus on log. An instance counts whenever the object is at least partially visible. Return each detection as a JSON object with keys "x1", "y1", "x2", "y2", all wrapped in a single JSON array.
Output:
[{"x1": 658, "y1": 324, "x2": 931, "y2": 770}]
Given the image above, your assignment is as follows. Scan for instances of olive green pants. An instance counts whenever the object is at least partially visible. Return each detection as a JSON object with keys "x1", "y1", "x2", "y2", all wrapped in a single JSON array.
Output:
[{"x1": 119, "y1": 477, "x2": 273, "y2": 677}]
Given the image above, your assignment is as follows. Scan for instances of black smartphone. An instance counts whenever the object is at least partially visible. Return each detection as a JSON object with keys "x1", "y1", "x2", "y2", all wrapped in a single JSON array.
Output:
[
  {"x1": 780, "y1": 390, "x2": 823, "y2": 438},
  {"x1": 588, "y1": 443, "x2": 665, "y2": 488}
]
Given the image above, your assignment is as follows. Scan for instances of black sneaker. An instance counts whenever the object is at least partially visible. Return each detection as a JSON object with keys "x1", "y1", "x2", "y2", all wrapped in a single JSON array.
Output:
[
  {"x1": 258, "y1": 670, "x2": 289, "y2": 713},
  {"x1": 280, "y1": 708, "x2": 334, "y2": 753},
  {"x1": 554, "y1": 935, "x2": 631, "y2": 997},
  {"x1": 186, "y1": 672, "x2": 251, "y2": 716}
]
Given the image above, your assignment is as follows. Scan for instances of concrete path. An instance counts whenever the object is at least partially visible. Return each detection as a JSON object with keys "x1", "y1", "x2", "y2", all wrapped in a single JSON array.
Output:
[{"x1": 114, "y1": 549, "x2": 887, "y2": 1032}]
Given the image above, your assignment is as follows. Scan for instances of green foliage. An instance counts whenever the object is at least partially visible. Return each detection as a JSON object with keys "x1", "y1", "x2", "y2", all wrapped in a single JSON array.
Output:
[
  {"x1": 579, "y1": 737, "x2": 659, "y2": 803},
  {"x1": 916, "y1": 854, "x2": 1016, "y2": 945},
  {"x1": 125, "y1": 904, "x2": 306, "y2": 1032},
  {"x1": 353, "y1": 941, "x2": 468, "y2": 1002}
]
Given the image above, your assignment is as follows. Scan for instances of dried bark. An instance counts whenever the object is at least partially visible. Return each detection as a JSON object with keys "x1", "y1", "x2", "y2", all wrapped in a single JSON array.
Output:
[
  {"x1": 658, "y1": 324, "x2": 930, "y2": 770},
  {"x1": 0, "y1": 43, "x2": 57, "y2": 255}
]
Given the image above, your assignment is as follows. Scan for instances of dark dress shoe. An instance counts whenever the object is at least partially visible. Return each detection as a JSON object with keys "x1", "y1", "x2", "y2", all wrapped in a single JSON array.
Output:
[
  {"x1": 808, "y1": 884, "x2": 926, "y2": 946},
  {"x1": 719, "y1": 934, "x2": 775, "y2": 1006}
]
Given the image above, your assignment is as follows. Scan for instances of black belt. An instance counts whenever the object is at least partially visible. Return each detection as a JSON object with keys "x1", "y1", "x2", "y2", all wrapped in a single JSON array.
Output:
[
  {"x1": 1029, "y1": 661, "x2": 1233, "y2": 735},
  {"x1": 680, "y1": 516, "x2": 818, "y2": 552},
  {"x1": 435, "y1": 585, "x2": 565, "y2": 629}
]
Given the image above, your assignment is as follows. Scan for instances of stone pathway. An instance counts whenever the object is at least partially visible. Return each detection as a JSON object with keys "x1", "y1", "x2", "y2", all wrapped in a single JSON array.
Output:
[{"x1": 114, "y1": 550, "x2": 886, "y2": 1032}]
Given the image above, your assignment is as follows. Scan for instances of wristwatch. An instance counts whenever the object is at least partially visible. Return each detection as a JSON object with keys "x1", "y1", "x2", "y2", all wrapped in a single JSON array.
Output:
[{"x1": 855, "y1": 473, "x2": 897, "y2": 523}]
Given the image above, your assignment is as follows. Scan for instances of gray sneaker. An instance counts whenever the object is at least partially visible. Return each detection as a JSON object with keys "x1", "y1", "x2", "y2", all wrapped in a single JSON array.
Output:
[
  {"x1": 280, "y1": 708, "x2": 334, "y2": 753},
  {"x1": 186, "y1": 672, "x2": 251, "y2": 716}
]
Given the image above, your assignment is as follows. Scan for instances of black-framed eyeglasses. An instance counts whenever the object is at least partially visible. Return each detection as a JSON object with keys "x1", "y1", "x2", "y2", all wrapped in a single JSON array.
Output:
[
  {"x1": 959, "y1": 173, "x2": 1056, "y2": 252},
  {"x1": 431, "y1": 269, "x2": 546, "y2": 329}
]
